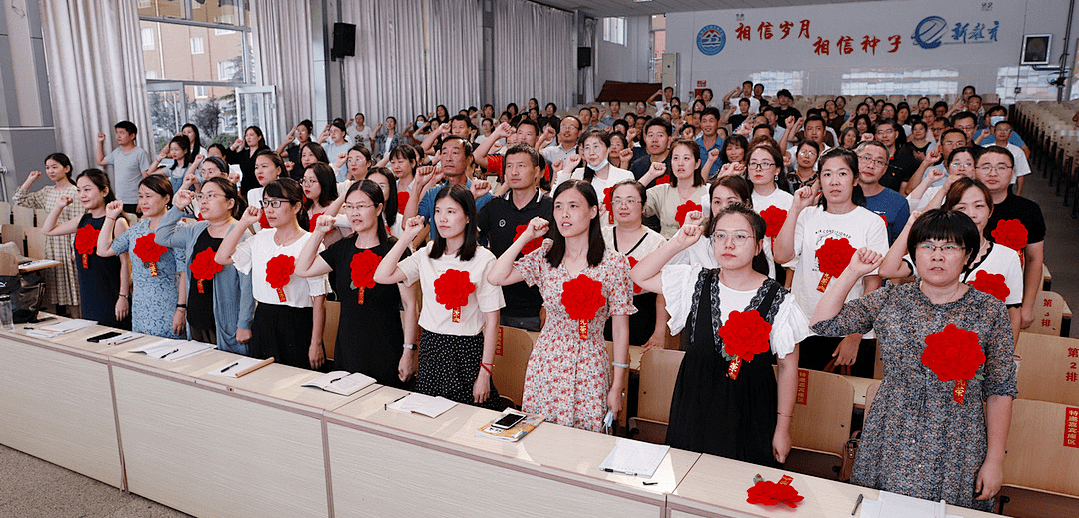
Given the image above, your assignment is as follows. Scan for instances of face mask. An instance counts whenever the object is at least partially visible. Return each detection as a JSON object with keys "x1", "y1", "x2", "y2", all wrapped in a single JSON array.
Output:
[{"x1": 989, "y1": 116, "x2": 1005, "y2": 127}]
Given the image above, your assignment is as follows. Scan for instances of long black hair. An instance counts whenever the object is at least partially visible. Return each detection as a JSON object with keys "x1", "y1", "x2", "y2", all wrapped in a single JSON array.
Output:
[
  {"x1": 428, "y1": 184, "x2": 479, "y2": 261},
  {"x1": 182, "y1": 123, "x2": 202, "y2": 164},
  {"x1": 301, "y1": 141, "x2": 329, "y2": 164},
  {"x1": 263, "y1": 177, "x2": 309, "y2": 230},
  {"x1": 817, "y1": 147, "x2": 866, "y2": 209},
  {"x1": 303, "y1": 162, "x2": 338, "y2": 208},
  {"x1": 545, "y1": 180, "x2": 605, "y2": 268},
  {"x1": 44, "y1": 152, "x2": 74, "y2": 184},
  {"x1": 76, "y1": 169, "x2": 117, "y2": 206},
  {"x1": 366, "y1": 167, "x2": 399, "y2": 227},
  {"x1": 344, "y1": 180, "x2": 391, "y2": 246},
  {"x1": 202, "y1": 177, "x2": 247, "y2": 220}
]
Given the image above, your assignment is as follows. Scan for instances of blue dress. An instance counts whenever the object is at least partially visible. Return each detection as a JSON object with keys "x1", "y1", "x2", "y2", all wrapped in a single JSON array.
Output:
[{"x1": 110, "y1": 219, "x2": 185, "y2": 339}]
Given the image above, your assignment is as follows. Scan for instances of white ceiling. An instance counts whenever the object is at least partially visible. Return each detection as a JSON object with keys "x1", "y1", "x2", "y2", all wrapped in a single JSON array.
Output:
[{"x1": 539, "y1": 0, "x2": 880, "y2": 18}]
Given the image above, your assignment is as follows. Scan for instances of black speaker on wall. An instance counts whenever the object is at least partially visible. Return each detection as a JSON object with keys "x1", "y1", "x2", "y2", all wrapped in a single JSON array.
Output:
[
  {"x1": 332, "y1": 23, "x2": 356, "y2": 59},
  {"x1": 577, "y1": 47, "x2": 592, "y2": 69}
]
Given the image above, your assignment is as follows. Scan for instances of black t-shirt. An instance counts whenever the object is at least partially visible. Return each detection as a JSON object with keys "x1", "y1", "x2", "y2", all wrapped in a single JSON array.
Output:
[
  {"x1": 879, "y1": 144, "x2": 920, "y2": 192},
  {"x1": 187, "y1": 229, "x2": 222, "y2": 331},
  {"x1": 477, "y1": 190, "x2": 553, "y2": 318},
  {"x1": 629, "y1": 154, "x2": 672, "y2": 188},
  {"x1": 729, "y1": 114, "x2": 748, "y2": 130},
  {"x1": 773, "y1": 107, "x2": 802, "y2": 127},
  {"x1": 986, "y1": 192, "x2": 1046, "y2": 245}
]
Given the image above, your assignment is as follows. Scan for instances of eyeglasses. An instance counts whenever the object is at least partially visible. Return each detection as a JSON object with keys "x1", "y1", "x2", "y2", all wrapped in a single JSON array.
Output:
[
  {"x1": 262, "y1": 199, "x2": 286, "y2": 208},
  {"x1": 797, "y1": 150, "x2": 817, "y2": 157},
  {"x1": 976, "y1": 164, "x2": 1012, "y2": 174},
  {"x1": 917, "y1": 242, "x2": 963, "y2": 254},
  {"x1": 611, "y1": 199, "x2": 641, "y2": 206},
  {"x1": 301, "y1": 178, "x2": 319, "y2": 185},
  {"x1": 876, "y1": 128, "x2": 895, "y2": 135},
  {"x1": 342, "y1": 203, "x2": 375, "y2": 211},
  {"x1": 949, "y1": 161, "x2": 974, "y2": 168},
  {"x1": 858, "y1": 155, "x2": 887, "y2": 168},
  {"x1": 748, "y1": 161, "x2": 775, "y2": 170},
  {"x1": 711, "y1": 231, "x2": 753, "y2": 245},
  {"x1": 196, "y1": 193, "x2": 220, "y2": 201}
]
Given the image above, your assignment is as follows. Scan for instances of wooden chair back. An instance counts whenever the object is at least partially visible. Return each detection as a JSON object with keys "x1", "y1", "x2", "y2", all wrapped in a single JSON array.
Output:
[
  {"x1": 1014, "y1": 333, "x2": 1079, "y2": 406},
  {"x1": 25, "y1": 229, "x2": 45, "y2": 259},
  {"x1": 493, "y1": 326, "x2": 534, "y2": 407},
  {"x1": 322, "y1": 300, "x2": 340, "y2": 361},
  {"x1": 1027, "y1": 291, "x2": 1071, "y2": 337},
  {"x1": 34, "y1": 209, "x2": 48, "y2": 228},
  {"x1": 788, "y1": 368, "x2": 855, "y2": 459},
  {"x1": 1002, "y1": 399, "x2": 1079, "y2": 498},
  {"x1": 636, "y1": 348, "x2": 684, "y2": 422},
  {"x1": 1, "y1": 224, "x2": 25, "y2": 255},
  {"x1": 0, "y1": 202, "x2": 11, "y2": 224},
  {"x1": 11, "y1": 206, "x2": 34, "y2": 230}
]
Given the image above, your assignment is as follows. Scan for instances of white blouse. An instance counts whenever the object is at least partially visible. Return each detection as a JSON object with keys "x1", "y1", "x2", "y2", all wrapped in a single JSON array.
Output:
[
  {"x1": 232, "y1": 229, "x2": 329, "y2": 307},
  {"x1": 397, "y1": 243, "x2": 505, "y2": 336}
]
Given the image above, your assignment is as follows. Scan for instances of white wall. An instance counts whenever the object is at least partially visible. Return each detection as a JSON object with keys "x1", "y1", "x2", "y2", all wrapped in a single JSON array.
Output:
[
  {"x1": 596, "y1": 16, "x2": 653, "y2": 85},
  {"x1": 654, "y1": 0, "x2": 1079, "y2": 103}
]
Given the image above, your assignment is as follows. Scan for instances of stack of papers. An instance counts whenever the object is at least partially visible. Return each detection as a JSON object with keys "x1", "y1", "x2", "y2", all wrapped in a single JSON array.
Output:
[
  {"x1": 129, "y1": 339, "x2": 215, "y2": 362},
  {"x1": 859, "y1": 491, "x2": 959, "y2": 518},
  {"x1": 207, "y1": 356, "x2": 274, "y2": 378},
  {"x1": 599, "y1": 438, "x2": 670, "y2": 478},
  {"x1": 301, "y1": 371, "x2": 376, "y2": 396},
  {"x1": 98, "y1": 332, "x2": 140, "y2": 345},
  {"x1": 386, "y1": 393, "x2": 457, "y2": 418},
  {"x1": 26, "y1": 319, "x2": 97, "y2": 338}
]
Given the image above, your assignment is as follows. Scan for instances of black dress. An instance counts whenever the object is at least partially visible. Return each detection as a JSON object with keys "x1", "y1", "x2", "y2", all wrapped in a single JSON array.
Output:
[
  {"x1": 75, "y1": 214, "x2": 131, "y2": 330},
  {"x1": 665, "y1": 270, "x2": 782, "y2": 467},
  {"x1": 187, "y1": 229, "x2": 221, "y2": 338},
  {"x1": 320, "y1": 236, "x2": 409, "y2": 388}
]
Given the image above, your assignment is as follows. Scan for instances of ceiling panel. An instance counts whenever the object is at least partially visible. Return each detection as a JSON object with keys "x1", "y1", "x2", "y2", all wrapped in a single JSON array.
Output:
[{"x1": 539, "y1": 0, "x2": 877, "y2": 18}]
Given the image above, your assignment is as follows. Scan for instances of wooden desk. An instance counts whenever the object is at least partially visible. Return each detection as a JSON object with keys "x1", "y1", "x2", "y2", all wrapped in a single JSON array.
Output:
[
  {"x1": 109, "y1": 353, "x2": 370, "y2": 518},
  {"x1": 325, "y1": 386, "x2": 700, "y2": 518},
  {"x1": 0, "y1": 329, "x2": 123, "y2": 488},
  {"x1": 668, "y1": 453, "x2": 1000, "y2": 517}
]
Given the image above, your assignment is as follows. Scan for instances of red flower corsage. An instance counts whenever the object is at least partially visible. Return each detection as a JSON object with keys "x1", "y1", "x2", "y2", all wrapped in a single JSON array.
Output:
[
  {"x1": 674, "y1": 200, "x2": 703, "y2": 227},
  {"x1": 969, "y1": 270, "x2": 1009, "y2": 302},
  {"x1": 397, "y1": 192, "x2": 409, "y2": 215},
  {"x1": 434, "y1": 269, "x2": 474, "y2": 322},
  {"x1": 133, "y1": 233, "x2": 167, "y2": 277},
  {"x1": 561, "y1": 274, "x2": 606, "y2": 340},
  {"x1": 759, "y1": 206, "x2": 788, "y2": 239},
  {"x1": 74, "y1": 225, "x2": 100, "y2": 269},
  {"x1": 921, "y1": 324, "x2": 986, "y2": 404},
  {"x1": 603, "y1": 187, "x2": 613, "y2": 224},
  {"x1": 814, "y1": 237, "x2": 857, "y2": 292},
  {"x1": 991, "y1": 219, "x2": 1028, "y2": 267},
  {"x1": 654, "y1": 173, "x2": 671, "y2": 185},
  {"x1": 265, "y1": 254, "x2": 296, "y2": 302},
  {"x1": 627, "y1": 257, "x2": 641, "y2": 294},
  {"x1": 514, "y1": 224, "x2": 543, "y2": 255},
  {"x1": 189, "y1": 247, "x2": 222, "y2": 293},
  {"x1": 309, "y1": 212, "x2": 324, "y2": 233},
  {"x1": 349, "y1": 249, "x2": 381, "y2": 304},
  {"x1": 747, "y1": 474, "x2": 803, "y2": 508},
  {"x1": 717, "y1": 310, "x2": 772, "y2": 380}
]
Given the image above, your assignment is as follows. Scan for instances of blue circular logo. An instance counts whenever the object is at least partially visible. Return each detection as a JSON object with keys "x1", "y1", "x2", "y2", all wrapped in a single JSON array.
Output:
[
  {"x1": 912, "y1": 16, "x2": 947, "y2": 49},
  {"x1": 697, "y1": 25, "x2": 726, "y2": 56}
]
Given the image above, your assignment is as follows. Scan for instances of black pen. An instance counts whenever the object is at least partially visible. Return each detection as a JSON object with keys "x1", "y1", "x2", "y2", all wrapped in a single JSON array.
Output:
[
  {"x1": 330, "y1": 376, "x2": 344, "y2": 383},
  {"x1": 220, "y1": 361, "x2": 240, "y2": 373},
  {"x1": 851, "y1": 493, "x2": 864, "y2": 515},
  {"x1": 159, "y1": 348, "x2": 180, "y2": 359},
  {"x1": 384, "y1": 393, "x2": 409, "y2": 410}
]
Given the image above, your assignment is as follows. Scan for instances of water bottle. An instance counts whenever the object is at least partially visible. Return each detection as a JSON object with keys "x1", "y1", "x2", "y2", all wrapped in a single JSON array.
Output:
[{"x1": 0, "y1": 294, "x2": 13, "y2": 331}]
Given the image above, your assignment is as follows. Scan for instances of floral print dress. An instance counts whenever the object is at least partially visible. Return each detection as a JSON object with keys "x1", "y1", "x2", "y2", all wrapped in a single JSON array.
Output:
[
  {"x1": 110, "y1": 219, "x2": 186, "y2": 339},
  {"x1": 812, "y1": 282, "x2": 1017, "y2": 511},
  {"x1": 514, "y1": 239, "x2": 636, "y2": 432}
]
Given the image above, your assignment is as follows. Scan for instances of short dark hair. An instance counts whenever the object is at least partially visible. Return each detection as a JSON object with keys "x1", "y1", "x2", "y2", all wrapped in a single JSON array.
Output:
[
  {"x1": 979, "y1": 145, "x2": 1015, "y2": 167},
  {"x1": 906, "y1": 209, "x2": 980, "y2": 267},
  {"x1": 942, "y1": 177, "x2": 993, "y2": 216},
  {"x1": 450, "y1": 114, "x2": 474, "y2": 129},
  {"x1": 777, "y1": 89, "x2": 793, "y2": 100},
  {"x1": 700, "y1": 107, "x2": 722, "y2": 121},
  {"x1": 940, "y1": 128, "x2": 968, "y2": 143},
  {"x1": 643, "y1": 117, "x2": 673, "y2": 137},
  {"x1": 951, "y1": 111, "x2": 977, "y2": 127},
  {"x1": 752, "y1": 124, "x2": 773, "y2": 138},
  {"x1": 504, "y1": 143, "x2": 545, "y2": 169},
  {"x1": 969, "y1": 94, "x2": 982, "y2": 102},
  {"x1": 114, "y1": 120, "x2": 137, "y2": 135}
]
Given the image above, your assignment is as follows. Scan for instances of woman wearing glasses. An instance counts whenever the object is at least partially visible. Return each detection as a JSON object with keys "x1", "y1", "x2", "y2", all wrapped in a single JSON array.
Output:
[
  {"x1": 784, "y1": 139, "x2": 820, "y2": 194},
  {"x1": 906, "y1": 146, "x2": 978, "y2": 213},
  {"x1": 301, "y1": 163, "x2": 349, "y2": 246},
  {"x1": 811, "y1": 210, "x2": 1016, "y2": 511},
  {"x1": 294, "y1": 181, "x2": 420, "y2": 386},
  {"x1": 747, "y1": 144, "x2": 794, "y2": 285},
  {"x1": 773, "y1": 148, "x2": 889, "y2": 377},
  {"x1": 638, "y1": 138, "x2": 711, "y2": 239},
  {"x1": 602, "y1": 180, "x2": 668, "y2": 349},
  {"x1": 631, "y1": 203, "x2": 809, "y2": 465},
  {"x1": 216, "y1": 178, "x2": 330, "y2": 370},
  {"x1": 154, "y1": 178, "x2": 254, "y2": 351}
]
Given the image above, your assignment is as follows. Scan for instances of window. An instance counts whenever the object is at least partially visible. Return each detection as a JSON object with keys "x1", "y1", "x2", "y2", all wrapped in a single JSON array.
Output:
[
  {"x1": 194, "y1": 85, "x2": 208, "y2": 99},
  {"x1": 145, "y1": 70, "x2": 157, "y2": 80},
  {"x1": 603, "y1": 17, "x2": 626, "y2": 46},
  {"x1": 141, "y1": 27, "x2": 155, "y2": 50},
  {"x1": 190, "y1": 37, "x2": 205, "y2": 55},
  {"x1": 218, "y1": 60, "x2": 239, "y2": 82}
]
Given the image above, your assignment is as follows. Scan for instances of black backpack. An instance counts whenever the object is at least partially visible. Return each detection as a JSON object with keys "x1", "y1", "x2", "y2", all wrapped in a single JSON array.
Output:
[{"x1": 0, "y1": 272, "x2": 46, "y2": 323}]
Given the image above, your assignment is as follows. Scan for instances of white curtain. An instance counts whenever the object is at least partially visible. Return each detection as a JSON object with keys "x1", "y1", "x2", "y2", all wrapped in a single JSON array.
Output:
[
  {"x1": 251, "y1": 0, "x2": 316, "y2": 135},
  {"x1": 339, "y1": 0, "x2": 481, "y2": 124},
  {"x1": 39, "y1": 0, "x2": 152, "y2": 172},
  {"x1": 493, "y1": 0, "x2": 575, "y2": 112}
]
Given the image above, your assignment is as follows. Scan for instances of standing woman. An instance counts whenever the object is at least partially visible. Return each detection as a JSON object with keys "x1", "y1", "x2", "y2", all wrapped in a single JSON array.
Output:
[
  {"x1": 181, "y1": 123, "x2": 205, "y2": 165},
  {"x1": 784, "y1": 139, "x2": 820, "y2": 193},
  {"x1": 295, "y1": 181, "x2": 419, "y2": 387},
  {"x1": 374, "y1": 185, "x2": 504, "y2": 408},
  {"x1": 344, "y1": 145, "x2": 371, "y2": 183},
  {"x1": 487, "y1": 180, "x2": 634, "y2": 432},
  {"x1": 640, "y1": 138, "x2": 710, "y2": 239},
  {"x1": 42, "y1": 169, "x2": 130, "y2": 329},
  {"x1": 811, "y1": 211, "x2": 1015, "y2": 511},
  {"x1": 388, "y1": 145, "x2": 418, "y2": 203},
  {"x1": 97, "y1": 176, "x2": 186, "y2": 339},
  {"x1": 669, "y1": 175, "x2": 755, "y2": 270},
  {"x1": 228, "y1": 125, "x2": 271, "y2": 197},
  {"x1": 247, "y1": 150, "x2": 285, "y2": 231},
  {"x1": 366, "y1": 167, "x2": 403, "y2": 238},
  {"x1": 14, "y1": 153, "x2": 83, "y2": 314},
  {"x1": 216, "y1": 178, "x2": 329, "y2": 370},
  {"x1": 150, "y1": 135, "x2": 191, "y2": 193},
  {"x1": 277, "y1": 120, "x2": 314, "y2": 180},
  {"x1": 838, "y1": 127, "x2": 860, "y2": 150},
  {"x1": 602, "y1": 180, "x2": 668, "y2": 350},
  {"x1": 773, "y1": 148, "x2": 888, "y2": 377},
  {"x1": 607, "y1": 132, "x2": 633, "y2": 170},
  {"x1": 554, "y1": 130, "x2": 634, "y2": 221},
  {"x1": 301, "y1": 163, "x2": 347, "y2": 246},
  {"x1": 154, "y1": 178, "x2": 254, "y2": 351},
  {"x1": 631, "y1": 204, "x2": 809, "y2": 464},
  {"x1": 720, "y1": 134, "x2": 749, "y2": 170},
  {"x1": 747, "y1": 144, "x2": 794, "y2": 284}
]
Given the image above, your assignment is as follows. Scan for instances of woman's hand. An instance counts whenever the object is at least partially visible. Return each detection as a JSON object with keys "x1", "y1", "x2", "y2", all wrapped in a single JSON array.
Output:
[
  {"x1": 847, "y1": 247, "x2": 884, "y2": 278},
  {"x1": 309, "y1": 342, "x2": 325, "y2": 370},
  {"x1": 469, "y1": 179, "x2": 491, "y2": 199},
  {"x1": 236, "y1": 328, "x2": 251, "y2": 345},
  {"x1": 671, "y1": 220, "x2": 704, "y2": 250},
  {"x1": 922, "y1": 146, "x2": 941, "y2": 165},
  {"x1": 923, "y1": 166, "x2": 946, "y2": 186},
  {"x1": 772, "y1": 428, "x2": 792, "y2": 464},
  {"x1": 238, "y1": 206, "x2": 261, "y2": 227},
  {"x1": 172, "y1": 308, "x2": 186, "y2": 336},
  {"x1": 791, "y1": 184, "x2": 819, "y2": 212},
  {"x1": 401, "y1": 215, "x2": 426, "y2": 241},
  {"x1": 473, "y1": 368, "x2": 491, "y2": 404},
  {"x1": 519, "y1": 217, "x2": 549, "y2": 243},
  {"x1": 606, "y1": 384, "x2": 623, "y2": 420},
  {"x1": 174, "y1": 189, "x2": 194, "y2": 212},
  {"x1": 105, "y1": 200, "x2": 124, "y2": 220},
  {"x1": 115, "y1": 295, "x2": 129, "y2": 321},
  {"x1": 57, "y1": 194, "x2": 74, "y2": 209},
  {"x1": 23, "y1": 170, "x2": 41, "y2": 188},
  {"x1": 398, "y1": 349, "x2": 416, "y2": 382},
  {"x1": 313, "y1": 214, "x2": 336, "y2": 234},
  {"x1": 832, "y1": 334, "x2": 861, "y2": 366},
  {"x1": 974, "y1": 460, "x2": 1003, "y2": 501},
  {"x1": 642, "y1": 333, "x2": 665, "y2": 352}
]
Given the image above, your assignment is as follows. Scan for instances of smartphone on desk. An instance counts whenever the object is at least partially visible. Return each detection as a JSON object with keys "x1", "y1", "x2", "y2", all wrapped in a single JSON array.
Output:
[
  {"x1": 490, "y1": 411, "x2": 526, "y2": 430},
  {"x1": 87, "y1": 331, "x2": 122, "y2": 343}
]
